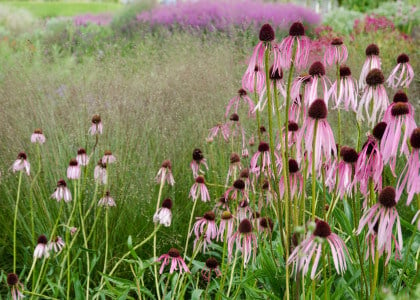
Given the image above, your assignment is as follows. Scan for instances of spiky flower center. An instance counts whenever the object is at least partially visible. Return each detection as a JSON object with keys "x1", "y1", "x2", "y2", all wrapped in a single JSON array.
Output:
[
  {"x1": 239, "y1": 219, "x2": 252, "y2": 234},
  {"x1": 203, "y1": 211, "x2": 215, "y2": 221},
  {"x1": 162, "y1": 198, "x2": 172, "y2": 209},
  {"x1": 378, "y1": 186, "x2": 397, "y2": 208},
  {"x1": 259, "y1": 23, "x2": 275, "y2": 42},
  {"x1": 230, "y1": 153, "x2": 240, "y2": 164},
  {"x1": 331, "y1": 38, "x2": 343, "y2": 45},
  {"x1": 230, "y1": 113, "x2": 239, "y2": 122},
  {"x1": 206, "y1": 257, "x2": 219, "y2": 269},
  {"x1": 104, "y1": 150, "x2": 112, "y2": 156},
  {"x1": 69, "y1": 158, "x2": 78, "y2": 166},
  {"x1": 397, "y1": 53, "x2": 409, "y2": 64},
  {"x1": 365, "y1": 44, "x2": 379, "y2": 56},
  {"x1": 258, "y1": 142, "x2": 269, "y2": 152},
  {"x1": 393, "y1": 90, "x2": 408, "y2": 103},
  {"x1": 34, "y1": 128, "x2": 43, "y2": 134},
  {"x1": 238, "y1": 88, "x2": 247, "y2": 96},
  {"x1": 233, "y1": 179, "x2": 245, "y2": 190},
  {"x1": 77, "y1": 148, "x2": 86, "y2": 155},
  {"x1": 339, "y1": 66, "x2": 351, "y2": 77},
  {"x1": 288, "y1": 121, "x2": 299, "y2": 132},
  {"x1": 262, "y1": 179, "x2": 269, "y2": 190},
  {"x1": 161, "y1": 159, "x2": 172, "y2": 169},
  {"x1": 269, "y1": 65, "x2": 283, "y2": 80},
  {"x1": 410, "y1": 128, "x2": 420, "y2": 149},
  {"x1": 240, "y1": 168, "x2": 249, "y2": 178},
  {"x1": 366, "y1": 69, "x2": 384, "y2": 86},
  {"x1": 195, "y1": 176, "x2": 205, "y2": 184},
  {"x1": 309, "y1": 61, "x2": 326, "y2": 77},
  {"x1": 92, "y1": 114, "x2": 101, "y2": 124},
  {"x1": 259, "y1": 217, "x2": 274, "y2": 230},
  {"x1": 308, "y1": 99, "x2": 328, "y2": 119},
  {"x1": 340, "y1": 146, "x2": 358, "y2": 163},
  {"x1": 313, "y1": 220, "x2": 331, "y2": 238},
  {"x1": 391, "y1": 103, "x2": 409, "y2": 116},
  {"x1": 192, "y1": 148, "x2": 204, "y2": 162},
  {"x1": 288, "y1": 159, "x2": 299, "y2": 173},
  {"x1": 37, "y1": 234, "x2": 48, "y2": 245},
  {"x1": 7, "y1": 273, "x2": 19, "y2": 286},
  {"x1": 168, "y1": 248, "x2": 180, "y2": 258},
  {"x1": 221, "y1": 211, "x2": 232, "y2": 220},
  {"x1": 372, "y1": 122, "x2": 387, "y2": 140},
  {"x1": 57, "y1": 179, "x2": 67, "y2": 187},
  {"x1": 289, "y1": 22, "x2": 305, "y2": 36},
  {"x1": 17, "y1": 152, "x2": 27, "y2": 160}
]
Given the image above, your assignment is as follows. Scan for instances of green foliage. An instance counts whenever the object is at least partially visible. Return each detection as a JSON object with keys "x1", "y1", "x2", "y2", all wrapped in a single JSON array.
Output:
[
  {"x1": 339, "y1": 0, "x2": 390, "y2": 12},
  {"x1": 323, "y1": 7, "x2": 364, "y2": 34}
]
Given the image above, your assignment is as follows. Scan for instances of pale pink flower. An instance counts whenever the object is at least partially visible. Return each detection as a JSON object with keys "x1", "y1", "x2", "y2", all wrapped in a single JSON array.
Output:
[
  {"x1": 7, "y1": 273, "x2": 24, "y2": 300},
  {"x1": 12, "y1": 152, "x2": 30, "y2": 176},
  {"x1": 358, "y1": 69, "x2": 389, "y2": 128},
  {"x1": 192, "y1": 211, "x2": 218, "y2": 252},
  {"x1": 88, "y1": 114, "x2": 103, "y2": 135},
  {"x1": 157, "y1": 248, "x2": 190, "y2": 274},
  {"x1": 51, "y1": 179, "x2": 72, "y2": 202},
  {"x1": 290, "y1": 74, "x2": 312, "y2": 107},
  {"x1": 253, "y1": 67, "x2": 286, "y2": 113},
  {"x1": 258, "y1": 217, "x2": 274, "y2": 235},
  {"x1": 102, "y1": 150, "x2": 116, "y2": 164},
  {"x1": 94, "y1": 160, "x2": 107, "y2": 184},
  {"x1": 237, "y1": 200, "x2": 253, "y2": 221},
  {"x1": 225, "y1": 88, "x2": 255, "y2": 118},
  {"x1": 324, "y1": 38, "x2": 348, "y2": 66},
  {"x1": 189, "y1": 176, "x2": 210, "y2": 202},
  {"x1": 365, "y1": 221, "x2": 401, "y2": 265},
  {"x1": 201, "y1": 257, "x2": 222, "y2": 282},
  {"x1": 208, "y1": 123, "x2": 229, "y2": 142},
  {"x1": 67, "y1": 158, "x2": 81, "y2": 180},
  {"x1": 359, "y1": 44, "x2": 381, "y2": 90},
  {"x1": 218, "y1": 211, "x2": 235, "y2": 242},
  {"x1": 228, "y1": 219, "x2": 257, "y2": 267},
  {"x1": 48, "y1": 236, "x2": 65, "y2": 253},
  {"x1": 70, "y1": 227, "x2": 77, "y2": 236},
  {"x1": 250, "y1": 142, "x2": 279, "y2": 178},
  {"x1": 242, "y1": 64, "x2": 265, "y2": 94},
  {"x1": 98, "y1": 191, "x2": 115, "y2": 207},
  {"x1": 76, "y1": 148, "x2": 89, "y2": 166},
  {"x1": 335, "y1": 147, "x2": 358, "y2": 198},
  {"x1": 330, "y1": 66, "x2": 358, "y2": 111},
  {"x1": 306, "y1": 61, "x2": 332, "y2": 107},
  {"x1": 277, "y1": 22, "x2": 311, "y2": 71},
  {"x1": 153, "y1": 198, "x2": 172, "y2": 227},
  {"x1": 34, "y1": 235, "x2": 50, "y2": 259},
  {"x1": 31, "y1": 128, "x2": 46, "y2": 144},
  {"x1": 357, "y1": 187, "x2": 403, "y2": 258},
  {"x1": 396, "y1": 128, "x2": 420, "y2": 205},
  {"x1": 226, "y1": 153, "x2": 242, "y2": 184},
  {"x1": 288, "y1": 220, "x2": 348, "y2": 279},
  {"x1": 155, "y1": 160, "x2": 175, "y2": 186},
  {"x1": 225, "y1": 179, "x2": 248, "y2": 203},
  {"x1": 279, "y1": 159, "x2": 303, "y2": 200},
  {"x1": 387, "y1": 53, "x2": 414, "y2": 89},
  {"x1": 190, "y1": 148, "x2": 208, "y2": 178}
]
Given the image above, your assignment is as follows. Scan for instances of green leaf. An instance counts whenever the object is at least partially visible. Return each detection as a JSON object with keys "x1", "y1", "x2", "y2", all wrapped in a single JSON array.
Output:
[{"x1": 191, "y1": 289, "x2": 204, "y2": 300}]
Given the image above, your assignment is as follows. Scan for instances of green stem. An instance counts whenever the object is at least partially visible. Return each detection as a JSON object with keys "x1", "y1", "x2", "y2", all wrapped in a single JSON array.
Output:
[
  {"x1": 216, "y1": 228, "x2": 229, "y2": 300},
  {"x1": 336, "y1": 63, "x2": 342, "y2": 146},
  {"x1": 370, "y1": 249, "x2": 379, "y2": 300},
  {"x1": 396, "y1": 221, "x2": 418, "y2": 292},
  {"x1": 311, "y1": 119, "x2": 319, "y2": 221},
  {"x1": 154, "y1": 173, "x2": 166, "y2": 300},
  {"x1": 322, "y1": 244, "x2": 327, "y2": 300},
  {"x1": 13, "y1": 171, "x2": 23, "y2": 273},
  {"x1": 226, "y1": 250, "x2": 239, "y2": 298},
  {"x1": 183, "y1": 199, "x2": 199, "y2": 260}
]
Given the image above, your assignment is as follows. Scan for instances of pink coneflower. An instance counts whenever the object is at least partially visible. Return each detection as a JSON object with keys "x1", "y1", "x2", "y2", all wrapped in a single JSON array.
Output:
[
  {"x1": 98, "y1": 191, "x2": 116, "y2": 207},
  {"x1": 12, "y1": 152, "x2": 30, "y2": 176},
  {"x1": 76, "y1": 148, "x2": 89, "y2": 166},
  {"x1": 155, "y1": 159, "x2": 175, "y2": 186},
  {"x1": 70, "y1": 227, "x2": 77, "y2": 236},
  {"x1": 397, "y1": 128, "x2": 420, "y2": 205},
  {"x1": 354, "y1": 122, "x2": 386, "y2": 198},
  {"x1": 224, "y1": 114, "x2": 248, "y2": 156},
  {"x1": 51, "y1": 179, "x2": 72, "y2": 202},
  {"x1": 365, "y1": 221, "x2": 401, "y2": 265},
  {"x1": 258, "y1": 217, "x2": 274, "y2": 235},
  {"x1": 190, "y1": 148, "x2": 208, "y2": 178},
  {"x1": 291, "y1": 74, "x2": 312, "y2": 108},
  {"x1": 358, "y1": 69, "x2": 389, "y2": 127},
  {"x1": 189, "y1": 176, "x2": 210, "y2": 202},
  {"x1": 7, "y1": 273, "x2": 24, "y2": 300},
  {"x1": 88, "y1": 114, "x2": 103, "y2": 135},
  {"x1": 324, "y1": 38, "x2": 348, "y2": 66},
  {"x1": 288, "y1": 220, "x2": 348, "y2": 279},
  {"x1": 157, "y1": 248, "x2": 190, "y2": 274},
  {"x1": 192, "y1": 211, "x2": 218, "y2": 252},
  {"x1": 237, "y1": 200, "x2": 253, "y2": 221},
  {"x1": 94, "y1": 160, "x2": 107, "y2": 184},
  {"x1": 335, "y1": 147, "x2": 358, "y2": 198},
  {"x1": 67, "y1": 158, "x2": 81, "y2": 180},
  {"x1": 225, "y1": 179, "x2": 249, "y2": 203},
  {"x1": 48, "y1": 236, "x2": 65, "y2": 253},
  {"x1": 300, "y1": 99, "x2": 336, "y2": 175},
  {"x1": 277, "y1": 22, "x2": 311, "y2": 70},
  {"x1": 250, "y1": 142, "x2": 279, "y2": 178},
  {"x1": 201, "y1": 257, "x2": 222, "y2": 282},
  {"x1": 244, "y1": 24, "x2": 275, "y2": 85},
  {"x1": 285, "y1": 121, "x2": 300, "y2": 148},
  {"x1": 381, "y1": 92, "x2": 416, "y2": 174},
  {"x1": 31, "y1": 128, "x2": 46, "y2": 144},
  {"x1": 102, "y1": 150, "x2": 116, "y2": 164},
  {"x1": 207, "y1": 123, "x2": 230, "y2": 142},
  {"x1": 225, "y1": 88, "x2": 255, "y2": 118},
  {"x1": 226, "y1": 153, "x2": 242, "y2": 184},
  {"x1": 357, "y1": 187, "x2": 403, "y2": 257},
  {"x1": 359, "y1": 44, "x2": 381, "y2": 89},
  {"x1": 306, "y1": 61, "x2": 332, "y2": 107},
  {"x1": 387, "y1": 53, "x2": 414, "y2": 89},
  {"x1": 214, "y1": 195, "x2": 230, "y2": 213},
  {"x1": 254, "y1": 66, "x2": 286, "y2": 113},
  {"x1": 153, "y1": 198, "x2": 173, "y2": 227},
  {"x1": 242, "y1": 64, "x2": 265, "y2": 94},
  {"x1": 228, "y1": 219, "x2": 257, "y2": 267},
  {"x1": 330, "y1": 66, "x2": 358, "y2": 111},
  {"x1": 279, "y1": 159, "x2": 303, "y2": 200},
  {"x1": 218, "y1": 211, "x2": 235, "y2": 242},
  {"x1": 34, "y1": 235, "x2": 49, "y2": 259}
]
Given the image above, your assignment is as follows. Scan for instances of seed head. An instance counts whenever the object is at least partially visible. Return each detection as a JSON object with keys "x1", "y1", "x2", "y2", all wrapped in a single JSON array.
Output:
[
  {"x1": 240, "y1": 168, "x2": 250, "y2": 179},
  {"x1": 410, "y1": 128, "x2": 420, "y2": 149},
  {"x1": 308, "y1": 99, "x2": 328, "y2": 119},
  {"x1": 397, "y1": 53, "x2": 409, "y2": 64},
  {"x1": 162, "y1": 198, "x2": 173, "y2": 209},
  {"x1": 37, "y1": 234, "x2": 48, "y2": 245},
  {"x1": 192, "y1": 148, "x2": 204, "y2": 162},
  {"x1": 17, "y1": 152, "x2": 27, "y2": 160},
  {"x1": 309, "y1": 61, "x2": 326, "y2": 77},
  {"x1": 372, "y1": 122, "x2": 387, "y2": 140},
  {"x1": 393, "y1": 90, "x2": 408, "y2": 103},
  {"x1": 230, "y1": 113, "x2": 239, "y2": 122},
  {"x1": 262, "y1": 179, "x2": 269, "y2": 190},
  {"x1": 259, "y1": 23, "x2": 275, "y2": 42},
  {"x1": 340, "y1": 146, "x2": 358, "y2": 163},
  {"x1": 365, "y1": 44, "x2": 379, "y2": 56},
  {"x1": 391, "y1": 103, "x2": 409, "y2": 116},
  {"x1": 221, "y1": 211, "x2": 232, "y2": 220},
  {"x1": 57, "y1": 179, "x2": 67, "y2": 187},
  {"x1": 288, "y1": 121, "x2": 299, "y2": 132},
  {"x1": 339, "y1": 66, "x2": 351, "y2": 77},
  {"x1": 168, "y1": 248, "x2": 180, "y2": 258},
  {"x1": 313, "y1": 220, "x2": 331, "y2": 238},
  {"x1": 378, "y1": 186, "x2": 397, "y2": 208},
  {"x1": 77, "y1": 148, "x2": 86, "y2": 155},
  {"x1": 34, "y1": 128, "x2": 43, "y2": 134},
  {"x1": 331, "y1": 38, "x2": 343, "y2": 45},
  {"x1": 288, "y1": 159, "x2": 299, "y2": 173},
  {"x1": 204, "y1": 211, "x2": 216, "y2": 221},
  {"x1": 206, "y1": 257, "x2": 219, "y2": 269},
  {"x1": 91, "y1": 114, "x2": 101, "y2": 124},
  {"x1": 258, "y1": 142, "x2": 269, "y2": 152},
  {"x1": 289, "y1": 22, "x2": 305, "y2": 36},
  {"x1": 233, "y1": 179, "x2": 245, "y2": 190},
  {"x1": 230, "y1": 153, "x2": 240, "y2": 164},
  {"x1": 69, "y1": 158, "x2": 78, "y2": 166},
  {"x1": 238, "y1": 219, "x2": 252, "y2": 234},
  {"x1": 260, "y1": 126, "x2": 266, "y2": 133},
  {"x1": 259, "y1": 217, "x2": 274, "y2": 231},
  {"x1": 366, "y1": 69, "x2": 384, "y2": 86},
  {"x1": 161, "y1": 159, "x2": 172, "y2": 169},
  {"x1": 195, "y1": 176, "x2": 205, "y2": 184},
  {"x1": 7, "y1": 273, "x2": 19, "y2": 286},
  {"x1": 269, "y1": 65, "x2": 283, "y2": 80},
  {"x1": 238, "y1": 88, "x2": 247, "y2": 96}
]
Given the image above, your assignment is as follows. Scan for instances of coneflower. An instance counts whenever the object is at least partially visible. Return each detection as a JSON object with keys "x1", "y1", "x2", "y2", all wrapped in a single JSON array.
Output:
[
  {"x1": 207, "y1": 123, "x2": 230, "y2": 142},
  {"x1": 306, "y1": 61, "x2": 332, "y2": 107},
  {"x1": 94, "y1": 159, "x2": 107, "y2": 184},
  {"x1": 324, "y1": 37, "x2": 348, "y2": 66},
  {"x1": 48, "y1": 236, "x2": 65, "y2": 253},
  {"x1": 218, "y1": 211, "x2": 235, "y2": 242},
  {"x1": 153, "y1": 198, "x2": 173, "y2": 227},
  {"x1": 228, "y1": 219, "x2": 258, "y2": 267},
  {"x1": 98, "y1": 191, "x2": 116, "y2": 207},
  {"x1": 34, "y1": 235, "x2": 49, "y2": 259},
  {"x1": 201, "y1": 257, "x2": 222, "y2": 282},
  {"x1": 102, "y1": 150, "x2": 116, "y2": 164},
  {"x1": 31, "y1": 128, "x2": 46, "y2": 144},
  {"x1": 67, "y1": 158, "x2": 80, "y2": 180},
  {"x1": 51, "y1": 179, "x2": 72, "y2": 202},
  {"x1": 192, "y1": 211, "x2": 218, "y2": 252},
  {"x1": 157, "y1": 248, "x2": 190, "y2": 274},
  {"x1": 225, "y1": 88, "x2": 255, "y2": 118},
  {"x1": 155, "y1": 159, "x2": 175, "y2": 186},
  {"x1": 88, "y1": 114, "x2": 103, "y2": 135},
  {"x1": 76, "y1": 148, "x2": 89, "y2": 166},
  {"x1": 258, "y1": 216, "x2": 274, "y2": 234},
  {"x1": 226, "y1": 153, "x2": 242, "y2": 183},
  {"x1": 7, "y1": 273, "x2": 24, "y2": 300},
  {"x1": 12, "y1": 152, "x2": 30, "y2": 176},
  {"x1": 225, "y1": 179, "x2": 248, "y2": 203},
  {"x1": 279, "y1": 159, "x2": 303, "y2": 200},
  {"x1": 237, "y1": 200, "x2": 253, "y2": 221},
  {"x1": 291, "y1": 73, "x2": 312, "y2": 108},
  {"x1": 242, "y1": 64, "x2": 265, "y2": 94},
  {"x1": 387, "y1": 53, "x2": 414, "y2": 89},
  {"x1": 330, "y1": 65, "x2": 358, "y2": 111},
  {"x1": 365, "y1": 221, "x2": 401, "y2": 265},
  {"x1": 250, "y1": 142, "x2": 279, "y2": 178},
  {"x1": 336, "y1": 146, "x2": 358, "y2": 198},
  {"x1": 190, "y1": 148, "x2": 208, "y2": 178},
  {"x1": 189, "y1": 176, "x2": 210, "y2": 202},
  {"x1": 359, "y1": 44, "x2": 381, "y2": 89}
]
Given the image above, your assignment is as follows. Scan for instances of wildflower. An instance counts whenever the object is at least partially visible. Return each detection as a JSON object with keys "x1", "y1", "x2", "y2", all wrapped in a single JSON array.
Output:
[
  {"x1": 12, "y1": 152, "x2": 30, "y2": 176},
  {"x1": 207, "y1": 123, "x2": 229, "y2": 142},
  {"x1": 306, "y1": 61, "x2": 331, "y2": 107},
  {"x1": 34, "y1": 235, "x2": 50, "y2": 259},
  {"x1": 228, "y1": 219, "x2": 258, "y2": 267},
  {"x1": 153, "y1": 198, "x2": 173, "y2": 227},
  {"x1": 279, "y1": 159, "x2": 303, "y2": 199},
  {"x1": 201, "y1": 257, "x2": 222, "y2": 282},
  {"x1": 76, "y1": 148, "x2": 89, "y2": 166},
  {"x1": 157, "y1": 248, "x2": 190, "y2": 274},
  {"x1": 357, "y1": 187, "x2": 403, "y2": 257},
  {"x1": 189, "y1": 176, "x2": 210, "y2": 202},
  {"x1": 242, "y1": 65, "x2": 265, "y2": 94},
  {"x1": 7, "y1": 273, "x2": 24, "y2": 300},
  {"x1": 88, "y1": 114, "x2": 103, "y2": 135},
  {"x1": 285, "y1": 121, "x2": 300, "y2": 149},
  {"x1": 324, "y1": 38, "x2": 348, "y2": 66},
  {"x1": 365, "y1": 221, "x2": 401, "y2": 265},
  {"x1": 250, "y1": 142, "x2": 279, "y2": 178},
  {"x1": 330, "y1": 66, "x2": 358, "y2": 111},
  {"x1": 155, "y1": 159, "x2": 175, "y2": 186},
  {"x1": 226, "y1": 153, "x2": 242, "y2": 184},
  {"x1": 300, "y1": 99, "x2": 336, "y2": 175},
  {"x1": 396, "y1": 128, "x2": 420, "y2": 205},
  {"x1": 225, "y1": 88, "x2": 256, "y2": 119},
  {"x1": 70, "y1": 227, "x2": 77, "y2": 236},
  {"x1": 258, "y1": 217, "x2": 274, "y2": 234},
  {"x1": 237, "y1": 200, "x2": 253, "y2": 221},
  {"x1": 94, "y1": 160, "x2": 107, "y2": 184},
  {"x1": 381, "y1": 92, "x2": 416, "y2": 175},
  {"x1": 67, "y1": 158, "x2": 81, "y2": 180},
  {"x1": 102, "y1": 150, "x2": 116, "y2": 164},
  {"x1": 288, "y1": 220, "x2": 348, "y2": 279},
  {"x1": 190, "y1": 148, "x2": 208, "y2": 178},
  {"x1": 51, "y1": 179, "x2": 72, "y2": 202},
  {"x1": 218, "y1": 211, "x2": 235, "y2": 242},
  {"x1": 359, "y1": 44, "x2": 381, "y2": 89},
  {"x1": 277, "y1": 22, "x2": 311, "y2": 70},
  {"x1": 358, "y1": 69, "x2": 389, "y2": 127},
  {"x1": 48, "y1": 236, "x2": 65, "y2": 253},
  {"x1": 290, "y1": 73, "x2": 312, "y2": 108},
  {"x1": 98, "y1": 191, "x2": 116, "y2": 207},
  {"x1": 254, "y1": 66, "x2": 286, "y2": 112},
  {"x1": 31, "y1": 128, "x2": 46, "y2": 144},
  {"x1": 387, "y1": 53, "x2": 414, "y2": 89},
  {"x1": 192, "y1": 211, "x2": 218, "y2": 252},
  {"x1": 225, "y1": 179, "x2": 248, "y2": 203},
  {"x1": 335, "y1": 147, "x2": 358, "y2": 198}
]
